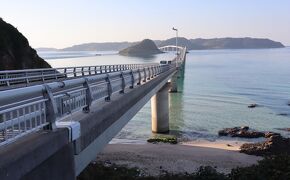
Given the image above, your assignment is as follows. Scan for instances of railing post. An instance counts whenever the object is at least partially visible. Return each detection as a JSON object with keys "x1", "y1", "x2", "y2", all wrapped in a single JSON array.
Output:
[
  {"x1": 81, "y1": 67, "x2": 85, "y2": 76},
  {"x1": 64, "y1": 68, "x2": 67, "y2": 78},
  {"x1": 43, "y1": 85, "x2": 57, "y2": 130},
  {"x1": 74, "y1": 67, "x2": 77, "y2": 77},
  {"x1": 83, "y1": 78, "x2": 93, "y2": 112},
  {"x1": 143, "y1": 68, "x2": 147, "y2": 82},
  {"x1": 147, "y1": 67, "x2": 151, "y2": 80},
  {"x1": 5, "y1": 73, "x2": 10, "y2": 86},
  {"x1": 137, "y1": 69, "x2": 141, "y2": 85},
  {"x1": 120, "y1": 72, "x2": 125, "y2": 93},
  {"x1": 94, "y1": 67, "x2": 97, "y2": 74},
  {"x1": 25, "y1": 72, "x2": 29, "y2": 84},
  {"x1": 41, "y1": 70, "x2": 45, "y2": 82},
  {"x1": 105, "y1": 74, "x2": 112, "y2": 101},
  {"x1": 88, "y1": 67, "x2": 91, "y2": 75},
  {"x1": 130, "y1": 70, "x2": 134, "y2": 89}
]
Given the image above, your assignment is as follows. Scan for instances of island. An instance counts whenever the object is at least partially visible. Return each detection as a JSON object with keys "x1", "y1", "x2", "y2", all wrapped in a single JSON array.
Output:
[
  {"x1": 119, "y1": 39, "x2": 163, "y2": 56},
  {"x1": 0, "y1": 18, "x2": 51, "y2": 70}
]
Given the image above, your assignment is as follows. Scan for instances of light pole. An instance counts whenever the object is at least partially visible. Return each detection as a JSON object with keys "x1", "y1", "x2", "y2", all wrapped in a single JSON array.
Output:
[{"x1": 172, "y1": 27, "x2": 178, "y2": 67}]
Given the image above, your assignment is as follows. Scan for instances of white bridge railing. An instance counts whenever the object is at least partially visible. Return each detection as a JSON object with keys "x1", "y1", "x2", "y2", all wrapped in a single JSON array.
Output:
[
  {"x1": 0, "y1": 64, "x2": 157, "y2": 89},
  {"x1": 0, "y1": 46, "x2": 186, "y2": 146}
]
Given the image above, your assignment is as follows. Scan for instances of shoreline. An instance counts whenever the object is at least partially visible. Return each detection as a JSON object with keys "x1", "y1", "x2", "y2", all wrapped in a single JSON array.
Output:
[{"x1": 96, "y1": 140, "x2": 262, "y2": 176}]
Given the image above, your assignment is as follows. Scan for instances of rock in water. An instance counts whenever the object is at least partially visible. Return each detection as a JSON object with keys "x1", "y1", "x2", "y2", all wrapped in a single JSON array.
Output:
[
  {"x1": 218, "y1": 126, "x2": 280, "y2": 139},
  {"x1": 119, "y1": 39, "x2": 163, "y2": 57},
  {"x1": 0, "y1": 18, "x2": 51, "y2": 70}
]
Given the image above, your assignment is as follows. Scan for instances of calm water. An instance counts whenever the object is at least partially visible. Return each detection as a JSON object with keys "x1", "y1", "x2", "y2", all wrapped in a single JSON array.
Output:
[{"x1": 39, "y1": 48, "x2": 290, "y2": 143}]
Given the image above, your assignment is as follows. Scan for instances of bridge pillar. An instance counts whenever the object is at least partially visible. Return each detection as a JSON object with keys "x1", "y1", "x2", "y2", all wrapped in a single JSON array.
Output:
[
  {"x1": 169, "y1": 73, "x2": 178, "y2": 93},
  {"x1": 151, "y1": 83, "x2": 170, "y2": 133}
]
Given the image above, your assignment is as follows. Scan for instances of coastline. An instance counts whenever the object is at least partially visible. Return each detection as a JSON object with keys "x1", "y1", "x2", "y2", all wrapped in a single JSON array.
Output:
[{"x1": 96, "y1": 140, "x2": 262, "y2": 176}]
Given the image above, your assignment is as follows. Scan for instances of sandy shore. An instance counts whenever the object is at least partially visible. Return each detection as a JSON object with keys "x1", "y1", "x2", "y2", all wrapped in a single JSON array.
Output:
[{"x1": 96, "y1": 140, "x2": 262, "y2": 176}]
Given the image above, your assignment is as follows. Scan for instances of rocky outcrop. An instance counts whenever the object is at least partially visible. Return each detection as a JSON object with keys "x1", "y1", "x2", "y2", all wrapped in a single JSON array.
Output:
[
  {"x1": 0, "y1": 18, "x2": 51, "y2": 70},
  {"x1": 218, "y1": 126, "x2": 280, "y2": 139},
  {"x1": 218, "y1": 126, "x2": 266, "y2": 138},
  {"x1": 240, "y1": 135, "x2": 290, "y2": 156},
  {"x1": 119, "y1": 39, "x2": 163, "y2": 57}
]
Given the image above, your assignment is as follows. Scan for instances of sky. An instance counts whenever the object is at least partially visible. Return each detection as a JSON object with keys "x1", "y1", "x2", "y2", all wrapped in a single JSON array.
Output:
[{"x1": 1, "y1": 0, "x2": 290, "y2": 48}]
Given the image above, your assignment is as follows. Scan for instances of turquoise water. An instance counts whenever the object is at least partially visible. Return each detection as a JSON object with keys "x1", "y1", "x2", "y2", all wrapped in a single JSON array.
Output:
[{"x1": 40, "y1": 48, "x2": 290, "y2": 142}]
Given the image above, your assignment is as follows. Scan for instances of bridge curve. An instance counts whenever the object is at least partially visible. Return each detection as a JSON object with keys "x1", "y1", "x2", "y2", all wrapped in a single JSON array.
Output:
[
  {"x1": 0, "y1": 46, "x2": 187, "y2": 180},
  {"x1": 159, "y1": 45, "x2": 184, "y2": 52}
]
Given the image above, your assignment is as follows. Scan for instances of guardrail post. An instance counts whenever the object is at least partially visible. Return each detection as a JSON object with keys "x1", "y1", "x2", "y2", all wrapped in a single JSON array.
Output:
[
  {"x1": 25, "y1": 72, "x2": 29, "y2": 84},
  {"x1": 130, "y1": 70, "x2": 134, "y2": 89},
  {"x1": 64, "y1": 68, "x2": 68, "y2": 78},
  {"x1": 137, "y1": 69, "x2": 141, "y2": 85},
  {"x1": 81, "y1": 67, "x2": 85, "y2": 76},
  {"x1": 143, "y1": 68, "x2": 147, "y2": 82},
  {"x1": 43, "y1": 85, "x2": 57, "y2": 130},
  {"x1": 74, "y1": 67, "x2": 77, "y2": 77},
  {"x1": 5, "y1": 73, "x2": 10, "y2": 86},
  {"x1": 120, "y1": 72, "x2": 126, "y2": 93},
  {"x1": 94, "y1": 67, "x2": 97, "y2": 74},
  {"x1": 41, "y1": 70, "x2": 45, "y2": 82},
  {"x1": 105, "y1": 74, "x2": 112, "y2": 101},
  {"x1": 88, "y1": 67, "x2": 91, "y2": 75},
  {"x1": 147, "y1": 67, "x2": 151, "y2": 80},
  {"x1": 83, "y1": 78, "x2": 93, "y2": 112}
]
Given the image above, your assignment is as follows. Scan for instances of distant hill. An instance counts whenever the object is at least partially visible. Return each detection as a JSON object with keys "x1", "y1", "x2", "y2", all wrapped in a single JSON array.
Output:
[
  {"x1": 62, "y1": 42, "x2": 136, "y2": 51},
  {"x1": 158, "y1": 37, "x2": 284, "y2": 50},
  {"x1": 36, "y1": 47, "x2": 59, "y2": 51},
  {"x1": 0, "y1": 18, "x2": 51, "y2": 70},
  {"x1": 119, "y1": 39, "x2": 163, "y2": 56},
  {"x1": 38, "y1": 37, "x2": 285, "y2": 52},
  {"x1": 190, "y1": 38, "x2": 284, "y2": 49}
]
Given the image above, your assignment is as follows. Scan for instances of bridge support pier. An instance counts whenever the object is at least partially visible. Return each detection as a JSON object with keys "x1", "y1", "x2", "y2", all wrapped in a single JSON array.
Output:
[
  {"x1": 151, "y1": 83, "x2": 170, "y2": 133},
  {"x1": 170, "y1": 73, "x2": 178, "y2": 93}
]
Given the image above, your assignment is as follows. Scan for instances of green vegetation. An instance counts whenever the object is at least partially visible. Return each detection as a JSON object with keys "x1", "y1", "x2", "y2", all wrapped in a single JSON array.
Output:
[
  {"x1": 78, "y1": 155, "x2": 290, "y2": 180},
  {"x1": 147, "y1": 135, "x2": 178, "y2": 144}
]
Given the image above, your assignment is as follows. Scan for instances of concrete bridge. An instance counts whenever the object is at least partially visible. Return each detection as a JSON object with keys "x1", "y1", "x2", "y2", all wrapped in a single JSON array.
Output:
[{"x1": 0, "y1": 46, "x2": 187, "y2": 180}]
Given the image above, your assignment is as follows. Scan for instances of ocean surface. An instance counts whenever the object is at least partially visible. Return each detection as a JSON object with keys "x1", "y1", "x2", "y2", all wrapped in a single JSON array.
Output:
[{"x1": 39, "y1": 48, "x2": 290, "y2": 143}]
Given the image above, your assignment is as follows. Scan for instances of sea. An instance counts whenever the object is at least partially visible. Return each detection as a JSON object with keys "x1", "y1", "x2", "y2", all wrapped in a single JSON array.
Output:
[{"x1": 38, "y1": 47, "x2": 290, "y2": 143}]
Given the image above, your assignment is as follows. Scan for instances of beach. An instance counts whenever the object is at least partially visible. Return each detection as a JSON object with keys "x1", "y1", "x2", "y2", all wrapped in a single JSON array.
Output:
[{"x1": 96, "y1": 140, "x2": 262, "y2": 176}]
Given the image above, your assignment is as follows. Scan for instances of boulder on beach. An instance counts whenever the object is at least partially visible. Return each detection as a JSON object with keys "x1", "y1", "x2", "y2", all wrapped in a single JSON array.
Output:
[{"x1": 240, "y1": 135, "x2": 290, "y2": 156}]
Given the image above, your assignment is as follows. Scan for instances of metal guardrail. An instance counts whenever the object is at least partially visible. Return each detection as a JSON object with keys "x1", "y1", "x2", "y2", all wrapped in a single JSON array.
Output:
[
  {"x1": 0, "y1": 64, "x2": 156, "y2": 88},
  {"x1": 0, "y1": 47, "x2": 187, "y2": 146}
]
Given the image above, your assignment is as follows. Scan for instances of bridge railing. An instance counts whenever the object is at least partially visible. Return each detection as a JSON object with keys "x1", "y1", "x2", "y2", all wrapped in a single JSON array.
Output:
[
  {"x1": 0, "y1": 63, "x2": 157, "y2": 89},
  {"x1": 0, "y1": 47, "x2": 186, "y2": 146},
  {"x1": 0, "y1": 64, "x2": 175, "y2": 146}
]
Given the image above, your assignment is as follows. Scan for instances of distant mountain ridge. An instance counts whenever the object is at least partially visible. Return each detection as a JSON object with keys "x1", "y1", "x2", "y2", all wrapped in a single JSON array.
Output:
[{"x1": 38, "y1": 37, "x2": 285, "y2": 52}]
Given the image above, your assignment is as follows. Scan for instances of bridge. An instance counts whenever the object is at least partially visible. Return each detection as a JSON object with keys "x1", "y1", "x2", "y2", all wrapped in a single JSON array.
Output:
[{"x1": 0, "y1": 46, "x2": 187, "y2": 180}]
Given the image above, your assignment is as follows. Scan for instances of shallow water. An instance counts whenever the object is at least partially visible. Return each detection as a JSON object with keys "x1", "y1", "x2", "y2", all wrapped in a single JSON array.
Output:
[{"x1": 40, "y1": 48, "x2": 290, "y2": 143}]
